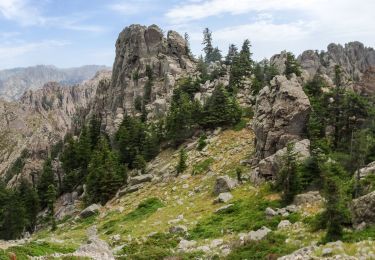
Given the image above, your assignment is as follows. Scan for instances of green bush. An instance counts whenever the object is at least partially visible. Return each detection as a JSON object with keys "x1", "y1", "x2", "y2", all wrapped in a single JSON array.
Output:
[
  {"x1": 5, "y1": 242, "x2": 75, "y2": 260},
  {"x1": 232, "y1": 118, "x2": 248, "y2": 131},
  {"x1": 192, "y1": 158, "x2": 214, "y2": 175},
  {"x1": 124, "y1": 198, "x2": 164, "y2": 222},
  {"x1": 227, "y1": 232, "x2": 298, "y2": 259},
  {"x1": 189, "y1": 197, "x2": 283, "y2": 240},
  {"x1": 119, "y1": 232, "x2": 179, "y2": 259},
  {"x1": 342, "y1": 224, "x2": 375, "y2": 242},
  {"x1": 197, "y1": 134, "x2": 207, "y2": 151}
]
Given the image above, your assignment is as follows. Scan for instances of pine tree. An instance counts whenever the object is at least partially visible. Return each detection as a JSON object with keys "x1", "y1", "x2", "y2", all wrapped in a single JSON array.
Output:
[
  {"x1": 38, "y1": 158, "x2": 57, "y2": 208},
  {"x1": 144, "y1": 65, "x2": 153, "y2": 104},
  {"x1": 77, "y1": 126, "x2": 92, "y2": 179},
  {"x1": 200, "y1": 84, "x2": 241, "y2": 128},
  {"x1": 197, "y1": 55, "x2": 209, "y2": 81},
  {"x1": 225, "y1": 44, "x2": 238, "y2": 65},
  {"x1": 277, "y1": 143, "x2": 300, "y2": 205},
  {"x1": 89, "y1": 115, "x2": 101, "y2": 149},
  {"x1": 202, "y1": 28, "x2": 214, "y2": 63},
  {"x1": 86, "y1": 137, "x2": 125, "y2": 205},
  {"x1": 176, "y1": 148, "x2": 188, "y2": 175},
  {"x1": 166, "y1": 91, "x2": 196, "y2": 146},
  {"x1": 134, "y1": 154, "x2": 146, "y2": 174},
  {"x1": 285, "y1": 52, "x2": 301, "y2": 79},
  {"x1": 184, "y1": 32, "x2": 192, "y2": 57},
  {"x1": 46, "y1": 184, "x2": 57, "y2": 231},
  {"x1": 229, "y1": 39, "x2": 253, "y2": 92},
  {"x1": 18, "y1": 179, "x2": 40, "y2": 232},
  {"x1": 0, "y1": 190, "x2": 27, "y2": 240},
  {"x1": 322, "y1": 162, "x2": 346, "y2": 242}
]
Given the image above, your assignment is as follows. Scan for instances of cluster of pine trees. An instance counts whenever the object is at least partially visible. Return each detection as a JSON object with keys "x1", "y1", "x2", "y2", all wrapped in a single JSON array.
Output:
[{"x1": 276, "y1": 65, "x2": 375, "y2": 242}]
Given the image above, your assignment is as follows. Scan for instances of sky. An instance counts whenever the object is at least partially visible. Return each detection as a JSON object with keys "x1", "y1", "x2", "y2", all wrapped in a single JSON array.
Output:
[{"x1": 0, "y1": 0, "x2": 374, "y2": 69}]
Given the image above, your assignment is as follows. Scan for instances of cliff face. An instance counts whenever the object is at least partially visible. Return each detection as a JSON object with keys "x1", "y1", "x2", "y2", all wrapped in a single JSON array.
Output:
[
  {"x1": 0, "y1": 65, "x2": 110, "y2": 101},
  {"x1": 0, "y1": 24, "x2": 196, "y2": 184},
  {"x1": 0, "y1": 71, "x2": 111, "y2": 185},
  {"x1": 298, "y1": 41, "x2": 375, "y2": 83},
  {"x1": 94, "y1": 24, "x2": 195, "y2": 134}
]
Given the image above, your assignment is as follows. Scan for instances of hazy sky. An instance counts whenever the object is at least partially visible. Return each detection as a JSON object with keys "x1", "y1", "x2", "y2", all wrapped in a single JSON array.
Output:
[{"x1": 0, "y1": 0, "x2": 374, "y2": 69}]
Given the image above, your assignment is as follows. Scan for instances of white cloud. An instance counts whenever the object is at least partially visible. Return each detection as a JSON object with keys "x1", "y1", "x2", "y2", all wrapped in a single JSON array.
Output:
[
  {"x1": 0, "y1": 40, "x2": 69, "y2": 60},
  {"x1": 0, "y1": 0, "x2": 106, "y2": 32},
  {"x1": 168, "y1": 0, "x2": 375, "y2": 60},
  {"x1": 108, "y1": 1, "x2": 156, "y2": 15},
  {"x1": 166, "y1": 0, "x2": 316, "y2": 23},
  {"x1": 0, "y1": 0, "x2": 44, "y2": 25}
]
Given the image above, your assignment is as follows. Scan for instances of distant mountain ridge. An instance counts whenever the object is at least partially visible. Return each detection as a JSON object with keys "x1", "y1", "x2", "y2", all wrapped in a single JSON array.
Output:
[{"x1": 0, "y1": 64, "x2": 111, "y2": 100}]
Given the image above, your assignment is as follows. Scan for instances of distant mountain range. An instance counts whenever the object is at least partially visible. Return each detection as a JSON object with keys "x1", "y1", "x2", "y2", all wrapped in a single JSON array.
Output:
[{"x1": 0, "y1": 65, "x2": 111, "y2": 100}]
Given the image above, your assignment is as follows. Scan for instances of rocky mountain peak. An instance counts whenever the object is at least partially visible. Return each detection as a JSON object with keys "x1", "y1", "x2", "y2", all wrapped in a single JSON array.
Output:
[
  {"x1": 298, "y1": 41, "x2": 375, "y2": 83},
  {"x1": 95, "y1": 24, "x2": 195, "y2": 134}
]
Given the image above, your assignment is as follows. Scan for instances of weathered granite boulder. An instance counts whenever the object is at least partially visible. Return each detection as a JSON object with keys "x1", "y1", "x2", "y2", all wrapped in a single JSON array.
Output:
[
  {"x1": 213, "y1": 176, "x2": 237, "y2": 195},
  {"x1": 294, "y1": 191, "x2": 323, "y2": 206},
  {"x1": 80, "y1": 204, "x2": 101, "y2": 218},
  {"x1": 213, "y1": 192, "x2": 233, "y2": 204},
  {"x1": 253, "y1": 75, "x2": 311, "y2": 161},
  {"x1": 257, "y1": 139, "x2": 310, "y2": 178},
  {"x1": 351, "y1": 191, "x2": 375, "y2": 226},
  {"x1": 128, "y1": 174, "x2": 153, "y2": 186}
]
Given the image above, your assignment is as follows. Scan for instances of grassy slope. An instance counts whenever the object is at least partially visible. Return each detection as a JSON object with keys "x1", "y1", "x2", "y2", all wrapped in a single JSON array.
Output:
[{"x1": 4, "y1": 125, "x2": 375, "y2": 259}]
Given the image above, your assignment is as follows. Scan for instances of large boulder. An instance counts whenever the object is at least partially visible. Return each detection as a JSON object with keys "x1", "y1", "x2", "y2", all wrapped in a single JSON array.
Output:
[
  {"x1": 80, "y1": 204, "x2": 101, "y2": 218},
  {"x1": 294, "y1": 191, "x2": 323, "y2": 206},
  {"x1": 74, "y1": 226, "x2": 115, "y2": 260},
  {"x1": 213, "y1": 192, "x2": 233, "y2": 204},
  {"x1": 351, "y1": 191, "x2": 375, "y2": 226},
  {"x1": 253, "y1": 75, "x2": 311, "y2": 161},
  {"x1": 128, "y1": 174, "x2": 153, "y2": 186},
  {"x1": 357, "y1": 161, "x2": 375, "y2": 179},
  {"x1": 213, "y1": 176, "x2": 237, "y2": 195},
  {"x1": 257, "y1": 139, "x2": 310, "y2": 178}
]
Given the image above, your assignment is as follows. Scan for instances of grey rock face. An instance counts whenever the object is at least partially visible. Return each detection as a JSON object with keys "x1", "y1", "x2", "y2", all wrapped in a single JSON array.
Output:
[
  {"x1": 213, "y1": 176, "x2": 237, "y2": 195},
  {"x1": 118, "y1": 183, "x2": 144, "y2": 196},
  {"x1": 298, "y1": 41, "x2": 375, "y2": 83},
  {"x1": 351, "y1": 191, "x2": 375, "y2": 226},
  {"x1": 252, "y1": 75, "x2": 311, "y2": 174},
  {"x1": 0, "y1": 71, "x2": 111, "y2": 185},
  {"x1": 240, "y1": 226, "x2": 271, "y2": 243},
  {"x1": 98, "y1": 24, "x2": 195, "y2": 135},
  {"x1": 213, "y1": 192, "x2": 233, "y2": 204},
  {"x1": 294, "y1": 191, "x2": 323, "y2": 206},
  {"x1": 80, "y1": 204, "x2": 101, "y2": 218},
  {"x1": 0, "y1": 65, "x2": 110, "y2": 101},
  {"x1": 215, "y1": 204, "x2": 234, "y2": 213},
  {"x1": 169, "y1": 225, "x2": 188, "y2": 234},
  {"x1": 128, "y1": 174, "x2": 153, "y2": 186},
  {"x1": 74, "y1": 226, "x2": 115, "y2": 260},
  {"x1": 357, "y1": 161, "x2": 375, "y2": 179},
  {"x1": 258, "y1": 139, "x2": 310, "y2": 178}
]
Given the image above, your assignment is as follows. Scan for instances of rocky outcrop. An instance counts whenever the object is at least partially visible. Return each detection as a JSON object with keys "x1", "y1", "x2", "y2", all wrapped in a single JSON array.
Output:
[
  {"x1": 253, "y1": 75, "x2": 311, "y2": 161},
  {"x1": 351, "y1": 191, "x2": 375, "y2": 226},
  {"x1": 0, "y1": 65, "x2": 109, "y2": 101},
  {"x1": 257, "y1": 139, "x2": 310, "y2": 178},
  {"x1": 357, "y1": 161, "x2": 375, "y2": 179},
  {"x1": 0, "y1": 71, "x2": 111, "y2": 185},
  {"x1": 297, "y1": 42, "x2": 375, "y2": 83},
  {"x1": 294, "y1": 191, "x2": 323, "y2": 206},
  {"x1": 74, "y1": 226, "x2": 114, "y2": 260},
  {"x1": 354, "y1": 67, "x2": 375, "y2": 95},
  {"x1": 213, "y1": 176, "x2": 237, "y2": 195},
  {"x1": 80, "y1": 204, "x2": 101, "y2": 218},
  {"x1": 94, "y1": 24, "x2": 195, "y2": 135}
]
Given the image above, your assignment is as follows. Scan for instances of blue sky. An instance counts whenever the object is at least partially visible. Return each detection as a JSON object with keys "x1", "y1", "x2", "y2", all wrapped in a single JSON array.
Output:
[{"x1": 0, "y1": 0, "x2": 374, "y2": 69}]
